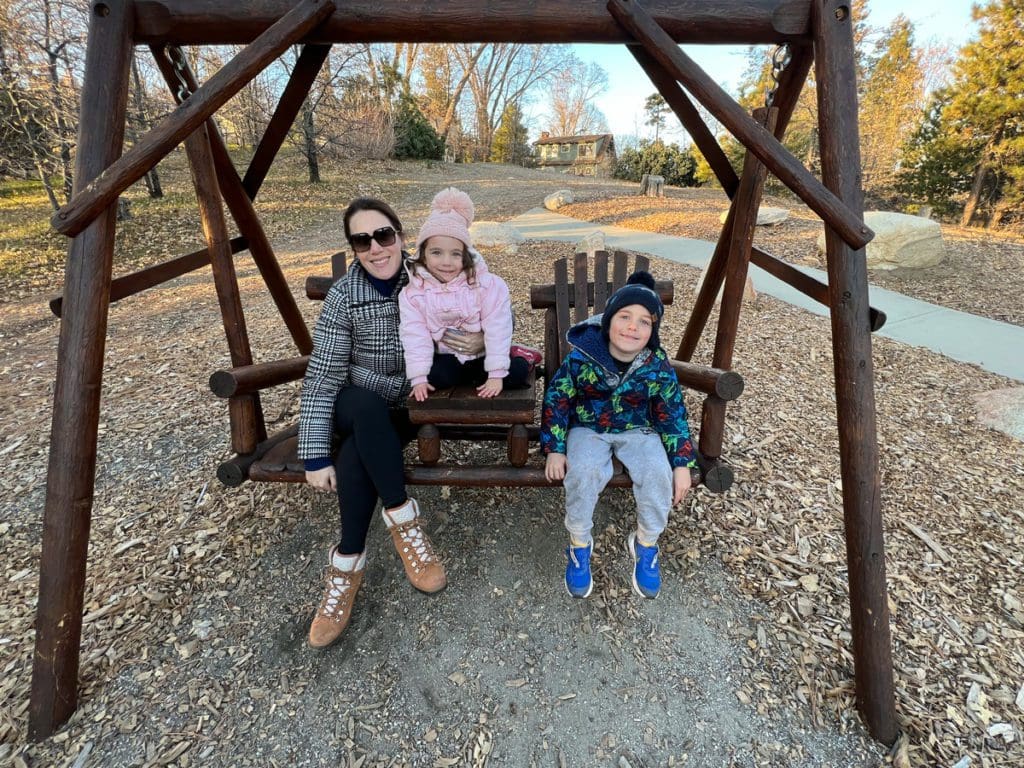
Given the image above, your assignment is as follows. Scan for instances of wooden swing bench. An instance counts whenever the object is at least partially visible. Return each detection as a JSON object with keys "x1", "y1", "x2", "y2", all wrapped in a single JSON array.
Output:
[{"x1": 214, "y1": 249, "x2": 743, "y2": 493}]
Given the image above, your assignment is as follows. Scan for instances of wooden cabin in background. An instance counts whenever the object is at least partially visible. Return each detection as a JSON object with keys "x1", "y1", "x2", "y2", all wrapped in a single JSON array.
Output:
[{"x1": 534, "y1": 132, "x2": 616, "y2": 176}]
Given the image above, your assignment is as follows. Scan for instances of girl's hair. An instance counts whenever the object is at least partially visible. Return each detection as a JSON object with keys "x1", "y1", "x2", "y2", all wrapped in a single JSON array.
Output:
[
  {"x1": 411, "y1": 237, "x2": 477, "y2": 285},
  {"x1": 342, "y1": 197, "x2": 403, "y2": 241}
]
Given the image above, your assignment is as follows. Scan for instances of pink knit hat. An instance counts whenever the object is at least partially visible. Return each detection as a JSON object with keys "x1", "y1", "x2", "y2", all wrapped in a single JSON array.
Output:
[{"x1": 416, "y1": 187, "x2": 475, "y2": 250}]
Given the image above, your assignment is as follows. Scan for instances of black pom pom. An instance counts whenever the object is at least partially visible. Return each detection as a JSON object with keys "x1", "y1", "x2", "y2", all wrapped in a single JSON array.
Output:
[{"x1": 626, "y1": 270, "x2": 656, "y2": 289}]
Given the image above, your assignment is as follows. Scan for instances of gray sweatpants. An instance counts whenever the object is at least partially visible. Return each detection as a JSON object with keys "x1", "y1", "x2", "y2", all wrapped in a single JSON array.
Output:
[{"x1": 563, "y1": 426, "x2": 672, "y2": 546}]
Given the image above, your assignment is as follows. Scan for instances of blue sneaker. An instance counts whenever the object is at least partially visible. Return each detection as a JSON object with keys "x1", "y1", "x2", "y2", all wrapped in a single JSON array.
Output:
[
  {"x1": 627, "y1": 532, "x2": 661, "y2": 598},
  {"x1": 565, "y1": 541, "x2": 593, "y2": 598}
]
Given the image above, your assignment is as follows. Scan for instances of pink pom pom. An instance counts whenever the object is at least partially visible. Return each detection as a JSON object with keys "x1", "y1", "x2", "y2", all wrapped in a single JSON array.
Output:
[{"x1": 430, "y1": 187, "x2": 474, "y2": 226}]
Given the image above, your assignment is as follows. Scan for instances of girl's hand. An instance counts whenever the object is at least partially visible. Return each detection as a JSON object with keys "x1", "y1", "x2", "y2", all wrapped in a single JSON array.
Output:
[
  {"x1": 477, "y1": 377, "x2": 503, "y2": 398},
  {"x1": 672, "y1": 466, "x2": 693, "y2": 505},
  {"x1": 306, "y1": 466, "x2": 337, "y2": 492},
  {"x1": 411, "y1": 382, "x2": 434, "y2": 402},
  {"x1": 545, "y1": 453, "x2": 567, "y2": 482},
  {"x1": 442, "y1": 328, "x2": 485, "y2": 356}
]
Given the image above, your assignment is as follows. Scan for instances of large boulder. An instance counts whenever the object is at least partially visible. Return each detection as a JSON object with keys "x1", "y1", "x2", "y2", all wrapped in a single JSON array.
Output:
[
  {"x1": 817, "y1": 211, "x2": 944, "y2": 270},
  {"x1": 470, "y1": 221, "x2": 525, "y2": 253},
  {"x1": 718, "y1": 206, "x2": 789, "y2": 226},
  {"x1": 544, "y1": 189, "x2": 574, "y2": 211}
]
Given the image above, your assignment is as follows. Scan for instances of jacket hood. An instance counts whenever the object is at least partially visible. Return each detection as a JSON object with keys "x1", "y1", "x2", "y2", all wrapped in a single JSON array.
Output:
[{"x1": 404, "y1": 246, "x2": 490, "y2": 290}]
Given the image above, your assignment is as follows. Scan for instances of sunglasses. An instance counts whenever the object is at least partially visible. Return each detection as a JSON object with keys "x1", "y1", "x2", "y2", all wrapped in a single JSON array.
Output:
[{"x1": 349, "y1": 226, "x2": 398, "y2": 253}]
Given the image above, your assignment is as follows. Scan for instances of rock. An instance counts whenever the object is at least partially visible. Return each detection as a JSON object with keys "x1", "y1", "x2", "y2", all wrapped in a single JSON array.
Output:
[
  {"x1": 718, "y1": 206, "x2": 789, "y2": 226},
  {"x1": 973, "y1": 387, "x2": 1024, "y2": 442},
  {"x1": 469, "y1": 221, "x2": 525, "y2": 253},
  {"x1": 575, "y1": 230, "x2": 606, "y2": 253},
  {"x1": 694, "y1": 261, "x2": 757, "y2": 305},
  {"x1": 544, "y1": 189, "x2": 573, "y2": 211},
  {"x1": 816, "y1": 211, "x2": 944, "y2": 270}
]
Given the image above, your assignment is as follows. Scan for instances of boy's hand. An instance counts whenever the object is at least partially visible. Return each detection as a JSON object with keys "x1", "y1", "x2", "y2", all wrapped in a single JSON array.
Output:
[
  {"x1": 411, "y1": 382, "x2": 434, "y2": 402},
  {"x1": 477, "y1": 377, "x2": 503, "y2": 398},
  {"x1": 306, "y1": 466, "x2": 337, "y2": 492},
  {"x1": 672, "y1": 466, "x2": 693, "y2": 505},
  {"x1": 545, "y1": 452, "x2": 567, "y2": 482}
]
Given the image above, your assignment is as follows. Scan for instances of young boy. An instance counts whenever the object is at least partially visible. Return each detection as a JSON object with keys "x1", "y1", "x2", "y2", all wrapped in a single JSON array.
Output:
[{"x1": 540, "y1": 271, "x2": 697, "y2": 599}]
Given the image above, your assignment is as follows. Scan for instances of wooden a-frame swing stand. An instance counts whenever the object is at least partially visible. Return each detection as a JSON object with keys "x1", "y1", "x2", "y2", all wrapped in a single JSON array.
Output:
[{"x1": 31, "y1": 0, "x2": 899, "y2": 746}]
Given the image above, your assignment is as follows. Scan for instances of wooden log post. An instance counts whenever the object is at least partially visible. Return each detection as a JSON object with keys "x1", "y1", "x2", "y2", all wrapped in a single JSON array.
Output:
[
  {"x1": 700, "y1": 107, "x2": 777, "y2": 460},
  {"x1": 151, "y1": 45, "x2": 313, "y2": 355},
  {"x1": 607, "y1": 0, "x2": 872, "y2": 251},
  {"x1": 51, "y1": 0, "x2": 336, "y2": 238},
  {"x1": 30, "y1": 0, "x2": 133, "y2": 741},
  {"x1": 813, "y1": 0, "x2": 897, "y2": 745},
  {"x1": 183, "y1": 123, "x2": 266, "y2": 454}
]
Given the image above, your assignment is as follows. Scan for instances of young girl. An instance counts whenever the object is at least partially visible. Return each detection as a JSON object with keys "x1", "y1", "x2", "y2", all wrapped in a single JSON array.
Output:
[{"x1": 400, "y1": 187, "x2": 531, "y2": 400}]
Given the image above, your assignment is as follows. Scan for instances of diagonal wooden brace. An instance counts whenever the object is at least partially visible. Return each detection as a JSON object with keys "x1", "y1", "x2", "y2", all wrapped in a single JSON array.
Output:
[
  {"x1": 51, "y1": 0, "x2": 336, "y2": 237},
  {"x1": 607, "y1": 0, "x2": 873, "y2": 250}
]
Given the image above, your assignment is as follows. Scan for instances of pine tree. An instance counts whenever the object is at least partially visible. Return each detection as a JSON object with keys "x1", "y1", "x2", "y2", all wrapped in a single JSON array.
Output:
[
  {"x1": 489, "y1": 103, "x2": 530, "y2": 165},
  {"x1": 940, "y1": 1, "x2": 1024, "y2": 226}
]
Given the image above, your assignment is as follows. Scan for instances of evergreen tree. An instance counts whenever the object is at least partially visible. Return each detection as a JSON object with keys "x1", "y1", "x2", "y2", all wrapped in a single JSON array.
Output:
[
  {"x1": 940, "y1": 0, "x2": 1024, "y2": 226},
  {"x1": 393, "y1": 93, "x2": 444, "y2": 160},
  {"x1": 644, "y1": 94, "x2": 670, "y2": 142},
  {"x1": 613, "y1": 140, "x2": 696, "y2": 187},
  {"x1": 489, "y1": 103, "x2": 530, "y2": 165}
]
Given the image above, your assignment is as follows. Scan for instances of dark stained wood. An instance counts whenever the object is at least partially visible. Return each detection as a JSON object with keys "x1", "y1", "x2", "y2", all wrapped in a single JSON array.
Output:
[
  {"x1": 530, "y1": 280, "x2": 673, "y2": 308},
  {"x1": 242, "y1": 43, "x2": 332, "y2": 199},
  {"x1": 30, "y1": 0, "x2": 133, "y2": 742},
  {"x1": 813, "y1": 0, "x2": 896, "y2": 744},
  {"x1": 306, "y1": 275, "x2": 333, "y2": 300},
  {"x1": 612, "y1": 250, "x2": 628, "y2": 289},
  {"x1": 151, "y1": 45, "x2": 313, "y2": 355},
  {"x1": 51, "y1": 0, "x2": 337, "y2": 237},
  {"x1": 132, "y1": 0, "x2": 812, "y2": 45},
  {"x1": 217, "y1": 425, "x2": 298, "y2": 486},
  {"x1": 210, "y1": 356, "x2": 309, "y2": 397},
  {"x1": 749, "y1": 247, "x2": 886, "y2": 331},
  {"x1": 608, "y1": 0, "x2": 872, "y2": 251},
  {"x1": 507, "y1": 424, "x2": 529, "y2": 467},
  {"x1": 417, "y1": 425, "x2": 441, "y2": 466},
  {"x1": 677, "y1": 204, "x2": 736, "y2": 361},
  {"x1": 714, "y1": 107, "x2": 775, "y2": 370},
  {"x1": 542, "y1": 307, "x2": 560, "y2": 381},
  {"x1": 629, "y1": 44, "x2": 739, "y2": 197},
  {"x1": 407, "y1": 384, "x2": 536, "y2": 426},
  {"x1": 593, "y1": 252, "x2": 609, "y2": 312},
  {"x1": 696, "y1": 455, "x2": 734, "y2": 494},
  {"x1": 573, "y1": 252, "x2": 589, "y2": 324},
  {"x1": 767, "y1": 43, "x2": 814, "y2": 140},
  {"x1": 699, "y1": 396, "x2": 727, "y2": 459},
  {"x1": 49, "y1": 236, "x2": 248, "y2": 317},
  {"x1": 183, "y1": 122, "x2": 265, "y2": 452},
  {"x1": 669, "y1": 361, "x2": 744, "y2": 401},
  {"x1": 331, "y1": 250, "x2": 348, "y2": 280},
  {"x1": 554, "y1": 258, "x2": 571, "y2": 362}
]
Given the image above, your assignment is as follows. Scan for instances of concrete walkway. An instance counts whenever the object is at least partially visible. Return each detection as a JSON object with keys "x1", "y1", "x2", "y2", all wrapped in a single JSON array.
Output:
[{"x1": 511, "y1": 208, "x2": 1024, "y2": 383}]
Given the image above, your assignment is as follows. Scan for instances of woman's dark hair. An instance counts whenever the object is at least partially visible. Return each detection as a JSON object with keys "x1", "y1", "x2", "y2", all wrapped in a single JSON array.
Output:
[
  {"x1": 412, "y1": 240, "x2": 477, "y2": 285},
  {"x1": 343, "y1": 197, "x2": 403, "y2": 241}
]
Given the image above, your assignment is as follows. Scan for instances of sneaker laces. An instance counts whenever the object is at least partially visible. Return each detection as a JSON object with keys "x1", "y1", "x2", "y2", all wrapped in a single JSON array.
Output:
[{"x1": 396, "y1": 521, "x2": 436, "y2": 571}]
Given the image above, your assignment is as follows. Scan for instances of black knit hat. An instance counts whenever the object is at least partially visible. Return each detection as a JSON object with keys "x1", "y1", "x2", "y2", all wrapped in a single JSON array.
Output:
[{"x1": 601, "y1": 270, "x2": 663, "y2": 350}]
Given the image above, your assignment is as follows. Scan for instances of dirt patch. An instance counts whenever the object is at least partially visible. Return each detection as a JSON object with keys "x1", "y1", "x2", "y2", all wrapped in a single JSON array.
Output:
[{"x1": 2, "y1": 164, "x2": 1023, "y2": 767}]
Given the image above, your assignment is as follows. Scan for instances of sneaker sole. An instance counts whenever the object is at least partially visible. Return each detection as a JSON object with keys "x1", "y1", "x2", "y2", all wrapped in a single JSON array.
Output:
[
  {"x1": 626, "y1": 533, "x2": 659, "y2": 599},
  {"x1": 565, "y1": 579, "x2": 593, "y2": 599}
]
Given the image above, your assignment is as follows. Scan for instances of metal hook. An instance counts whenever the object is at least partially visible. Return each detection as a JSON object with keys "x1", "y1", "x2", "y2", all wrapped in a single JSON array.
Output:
[{"x1": 765, "y1": 43, "x2": 792, "y2": 109}]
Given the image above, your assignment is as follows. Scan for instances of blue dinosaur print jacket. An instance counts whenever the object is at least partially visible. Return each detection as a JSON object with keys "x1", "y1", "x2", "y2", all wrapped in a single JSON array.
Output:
[{"x1": 540, "y1": 316, "x2": 697, "y2": 469}]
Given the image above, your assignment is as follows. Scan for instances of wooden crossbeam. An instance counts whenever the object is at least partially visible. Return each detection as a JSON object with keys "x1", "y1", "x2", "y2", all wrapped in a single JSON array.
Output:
[
  {"x1": 50, "y1": 0, "x2": 336, "y2": 237},
  {"x1": 608, "y1": 0, "x2": 872, "y2": 251}
]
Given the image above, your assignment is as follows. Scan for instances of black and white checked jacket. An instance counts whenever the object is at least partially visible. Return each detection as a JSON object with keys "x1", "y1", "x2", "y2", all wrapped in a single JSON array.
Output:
[{"x1": 298, "y1": 261, "x2": 411, "y2": 462}]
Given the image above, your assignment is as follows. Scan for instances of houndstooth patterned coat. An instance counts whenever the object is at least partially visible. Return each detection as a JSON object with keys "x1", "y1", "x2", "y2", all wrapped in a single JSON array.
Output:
[{"x1": 298, "y1": 260, "x2": 411, "y2": 462}]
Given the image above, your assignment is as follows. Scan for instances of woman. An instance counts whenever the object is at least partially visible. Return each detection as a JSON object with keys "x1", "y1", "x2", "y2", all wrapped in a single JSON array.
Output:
[{"x1": 298, "y1": 197, "x2": 484, "y2": 649}]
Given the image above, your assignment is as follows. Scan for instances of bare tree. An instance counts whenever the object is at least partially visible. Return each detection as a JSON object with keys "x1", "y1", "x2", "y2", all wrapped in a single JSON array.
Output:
[{"x1": 546, "y1": 56, "x2": 608, "y2": 137}]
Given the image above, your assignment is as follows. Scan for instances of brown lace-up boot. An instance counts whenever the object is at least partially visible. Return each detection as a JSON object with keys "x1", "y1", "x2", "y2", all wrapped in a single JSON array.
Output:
[
  {"x1": 382, "y1": 499, "x2": 447, "y2": 593},
  {"x1": 308, "y1": 548, "x2": 365, "y2": 648}
]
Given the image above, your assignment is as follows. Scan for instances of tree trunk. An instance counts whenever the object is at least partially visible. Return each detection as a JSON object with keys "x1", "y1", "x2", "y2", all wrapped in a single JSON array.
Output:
[
  {"x1": 961, "y1": 161, "x2": 987, "y2": 227},
  {"x1": 131, "y1": 54, "x2": 163, "y2": 198},
  {"x1": 301, "y1": 97, "x2": 320, "y2": 183}
]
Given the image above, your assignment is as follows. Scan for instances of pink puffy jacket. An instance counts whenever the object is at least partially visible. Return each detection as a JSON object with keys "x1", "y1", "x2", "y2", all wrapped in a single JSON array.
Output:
[{"x1": 399, "y1": 251, "x2": 513, "y2": 387}]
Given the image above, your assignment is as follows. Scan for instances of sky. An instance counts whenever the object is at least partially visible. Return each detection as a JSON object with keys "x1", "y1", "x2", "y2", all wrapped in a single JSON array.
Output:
[{"x1": 564, "y1": 0, "x2": 981, "y2": 143}]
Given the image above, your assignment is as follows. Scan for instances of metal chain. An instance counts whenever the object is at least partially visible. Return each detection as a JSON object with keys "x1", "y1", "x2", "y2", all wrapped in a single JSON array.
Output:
[
  {"x1": 765, "y1": 43, "x2": 792, "y2": 109},
  {"x1": 168, "y1": 45, "x2": 192, "y2": 102}
]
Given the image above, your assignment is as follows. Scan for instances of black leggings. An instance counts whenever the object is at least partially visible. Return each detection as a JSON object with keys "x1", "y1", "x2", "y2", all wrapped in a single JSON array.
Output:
[
  {"x1": 332, "y1": 386, "x2": 415, "y2": 554},
  {"x1": 428, "y1": 354, "x2": 531, "y2": 390}
]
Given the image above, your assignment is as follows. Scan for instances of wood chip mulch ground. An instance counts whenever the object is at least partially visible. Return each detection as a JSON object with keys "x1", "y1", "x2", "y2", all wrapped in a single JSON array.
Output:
[{"x1": 1, "y1": 163, "x2": 1022, "y2": 767}]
